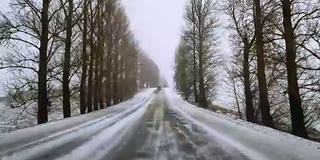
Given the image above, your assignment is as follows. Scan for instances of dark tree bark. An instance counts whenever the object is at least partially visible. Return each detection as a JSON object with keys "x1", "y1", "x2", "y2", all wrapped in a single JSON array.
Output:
[
  {"x1": 198, "y1": 47, "x2": 207, "y2": 108},
  {"x1": 63, "y1": 0, "x2": 73, "y2": 118},
  {"x1": 197, "y1": 6, "x2": 207, "y2": 108},
  {"x1": 97, "y1": 0, "x2": 104, "y2": 109},
  {"x1": 232, "y1": 77, "x2": 242, "y2": 119},
  {"x1": 192, "y1": 33, "x2": 198, "y2": 103},
  {"x1": 244, "y1": 41, "x2": 255, "y2": 123},
  {"x1": 38, "y1": 0, "x2": 50, "y2": 124},
  {"x1": 105, "y1": 23, "x2": 112, "y2": 106},
  {"x1": 87, "y1": 2, "x2": 94, "y2": 113},
  {"x1": 93, "y1": 0, "x2": 100, "y2": 111},
  {"x1": 113, "y1": 44, "x2": 119, "y2": 105},
  {"x1": 93, "y1": 46, "x2": 99, "y2": 110},
  {"x1": 98, "y1": 45, "x2": 104, "y2": 109},
  {"x1": 87, "y1": 42, "x2": 94, "y2": 112},
  {"x1": 118, "y1": 59, "x2": 124, "y2": 102},
  {"x1": 281, "y1": 0, "x2": 308, "y2": 138},
  {"x1": 105, "y1": 52, "x2": 112, "y2": 106},
  {"x1": 253, "y1": 0, "x2": 274, "y2": 128},
  {"x1": 80, "y1": 0, "x2": 88, "y2": 114}
]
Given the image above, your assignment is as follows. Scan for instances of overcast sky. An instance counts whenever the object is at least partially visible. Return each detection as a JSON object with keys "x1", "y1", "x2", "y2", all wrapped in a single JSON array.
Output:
[{"x1": 121, "y1": 0, "x2": 186, "y2": 86}]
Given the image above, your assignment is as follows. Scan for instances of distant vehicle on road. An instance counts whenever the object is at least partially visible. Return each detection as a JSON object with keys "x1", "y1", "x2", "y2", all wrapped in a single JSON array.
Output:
[{"x1": 157, "y1": 86, "x2": 162, "y2": 91}]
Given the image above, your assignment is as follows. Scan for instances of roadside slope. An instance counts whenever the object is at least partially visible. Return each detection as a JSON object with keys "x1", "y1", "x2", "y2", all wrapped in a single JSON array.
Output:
[
  {"x1": 165, "y1": 88, "x2": 320, "y2": 160},
  {"x1": 0, "y1": 89, "x2": 154, "y2": 159}
]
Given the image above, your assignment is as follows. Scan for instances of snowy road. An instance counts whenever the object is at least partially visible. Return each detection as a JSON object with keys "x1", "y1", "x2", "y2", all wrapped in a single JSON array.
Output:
[{"x1": 1, "y1": 88, "x2": 320, "y2": 160}]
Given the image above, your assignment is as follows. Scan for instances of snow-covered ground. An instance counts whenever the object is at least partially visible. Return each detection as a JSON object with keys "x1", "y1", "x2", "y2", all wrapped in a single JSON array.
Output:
[
  {"x1": 165, "y1": 88, "x2": 320, "y2": 160},
  {"x1": 0, "y1": 89, "x2": 155, "y2": 160},
  {"x1": 0, "y1": 102, "x2": 35, "y2": 133},
  {"x1": 0, "y1": 89, "x2": 154, "y2": 134},
  {"x1": 0, "y1": 99, "x2": 81, "y2": 134}
]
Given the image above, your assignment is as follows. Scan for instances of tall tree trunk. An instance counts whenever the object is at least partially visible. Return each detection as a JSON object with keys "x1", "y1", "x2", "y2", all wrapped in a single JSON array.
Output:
[
  {"x1": 253, "y1": 0, "x2": 274, "y2": 128},
  {"x1": 106, "y1": 53, "x2": 112, "y2": 106},
  {"x1": 232, "y1": 76, "x2": 242, "y2": 119},
  {"x1": 87, "y1": 4, "x2": 94, "y2": 113},
  {"x1": 98, "y1": 45, "x2": 104, "y2": 109},
  {"x1": 132, "y1": 58, "x2": 137, "y2": 96},
  {"x1": 282, "y1": 0, "x2": 308, "y2": 138},
  {"x1": 93, "y1": 0, "x2": 101, "y2": 111},
  {"x1": 92, "y1": 0, "x2": 104, "y2": 111},
  {"x1": 80, "y1": 0, "x2": 88, "y2": 114},
  {"x1": 63, "y1": 0, "x2": 73, "y2": 118},
  {"x1": 38, "y1": 0, "x2": 50, "y2": 124},
  {"x1": 93, "y1": 47, "x2": 99, "y2": 110},
  {"x1": 98, "y1": 0, "x2": 104, "y2": 109},
  {"x1": 113, "y1": 46, "x2": 119, "y2": 104},
  {"x1": 105, "y1": 29, "x2": 112, "y2": 106},
  {"x1": 192, "y1": 35, "x2": 198, "y2": 103},
  {"x1": 197, "y1": 10, "x2": 207, "y2": 108},
  {"x1": 198, "y1": 48, "x2": 207, "y2": 108},
  {"x1": 118, "y1": 59, "x2": 124, "y2": 102},
  {"x1": 244, "y1": 42, "x2": 255, "y2": 122},
  {"x1": 87, "y1": 44, "x2": 94, "y2": 113}
]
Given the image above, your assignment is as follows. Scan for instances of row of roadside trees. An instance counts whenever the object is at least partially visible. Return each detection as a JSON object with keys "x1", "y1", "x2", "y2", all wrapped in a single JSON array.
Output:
[
  {"x1": 0, "y1": 0, "x2": 160, "y2": 125},
  {"x1": 175, "y1": 0, "x2": 320, "y2": 139}
]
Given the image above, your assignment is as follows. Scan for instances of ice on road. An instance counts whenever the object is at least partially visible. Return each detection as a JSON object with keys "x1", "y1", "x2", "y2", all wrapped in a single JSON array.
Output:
[{"x1": 0, "y1": 88, "x2": 319, "y2": 160}]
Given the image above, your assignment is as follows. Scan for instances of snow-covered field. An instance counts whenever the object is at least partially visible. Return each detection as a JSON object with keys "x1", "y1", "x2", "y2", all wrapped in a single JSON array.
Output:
[
  {"x1": 165, "y1": 88, "x2": 320, "y2": 160},
  {"x1": 0, "y1": 102, "x2": 35, "y2": 133},
  {"x1": 0, "y1": 99, "x2": 81, "y2": 134}
]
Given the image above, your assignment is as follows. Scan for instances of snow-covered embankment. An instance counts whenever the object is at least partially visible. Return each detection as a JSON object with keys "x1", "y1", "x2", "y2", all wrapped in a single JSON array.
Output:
[
  {"x1": 0, "y1": 89, "x2": 155, "y2": 160},
  {"x1": 165, "y1": 88, "x2": 320, "y2": 160}
]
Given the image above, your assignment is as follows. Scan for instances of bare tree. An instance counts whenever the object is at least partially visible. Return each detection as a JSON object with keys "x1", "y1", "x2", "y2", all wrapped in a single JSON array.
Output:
[
  {"x1": 86, "y1": 0, "x2": 95, "y2": 112},
  {"x1": 174, "y1": 37, "x2": 193, "y2": 100},
  {"x1": 180, "y1": 0, "x2": 220, "y2": 108},
  {"x1": 281, "y1": 0, "x2": 308, "y2": 138},
  {"x1": 80, "y1": 0, "x2": 88, "y2": 114},
  {"x1": 62, "y1": 0, "x2": 73, "y2": 118},
  {"x1": 253, "y1": 0, "x2": 275, "y2": 128},
  {"x1": 0, "y1": 0, "x2": 162, "y2": 130},
  {"x1": 224, "y1": 0, "x2": 256, "y2": 122},
  {"x1": 0, "y1": 0, "x2": 52, "y2": 124}
]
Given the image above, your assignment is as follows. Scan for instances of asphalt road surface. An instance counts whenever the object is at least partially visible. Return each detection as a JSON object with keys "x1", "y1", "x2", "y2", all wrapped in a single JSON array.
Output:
[{"x1": 110, "y1": 92, "x2": 249, "y2": 160}]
